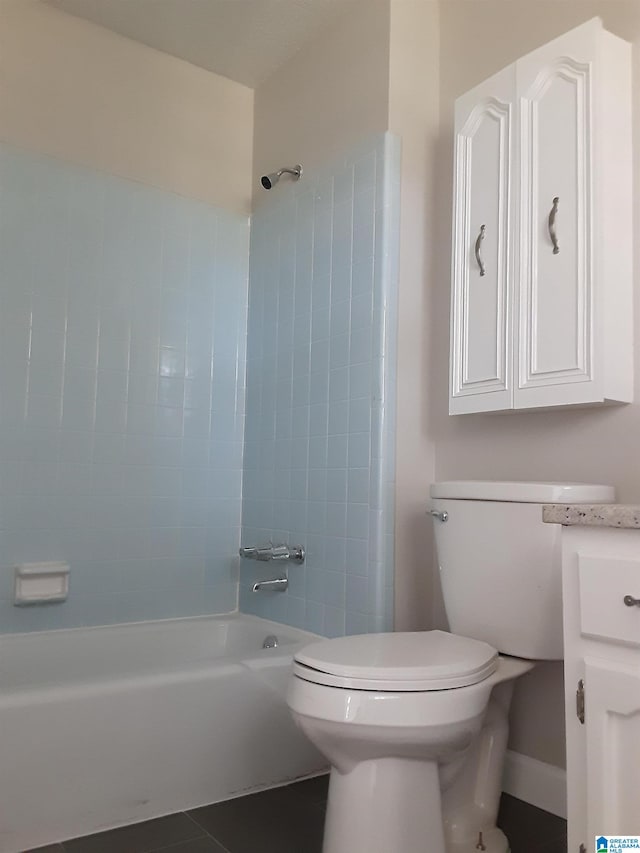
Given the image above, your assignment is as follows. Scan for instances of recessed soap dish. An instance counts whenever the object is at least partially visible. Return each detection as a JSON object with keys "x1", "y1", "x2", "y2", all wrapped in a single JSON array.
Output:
[{"x1": 14, "y1": 561, "x2": 70, "y2": 605}]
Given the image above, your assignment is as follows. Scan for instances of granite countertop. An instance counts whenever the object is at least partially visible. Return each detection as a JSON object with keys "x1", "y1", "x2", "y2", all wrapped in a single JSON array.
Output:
[{"x1": 542, "y1": 504, "x2": 640, "y2": 528}]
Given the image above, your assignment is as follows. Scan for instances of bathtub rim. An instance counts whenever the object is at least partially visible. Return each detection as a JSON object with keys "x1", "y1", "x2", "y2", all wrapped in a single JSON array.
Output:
[
  {"x1": 0, "y1": 608, "x2": 322, "y2": 643},
  {"x1": 0, "y1": 610, "x2": 324, "y2": 701}
]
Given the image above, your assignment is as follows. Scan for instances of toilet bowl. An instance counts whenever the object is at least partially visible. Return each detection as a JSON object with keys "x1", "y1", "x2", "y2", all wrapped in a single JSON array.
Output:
[
  {"x1": 288, "y1": 630, "x2": 533, "y2": 853},
  {"x1": 287, "y1": 480, "x2": 615, "y2": 853}
]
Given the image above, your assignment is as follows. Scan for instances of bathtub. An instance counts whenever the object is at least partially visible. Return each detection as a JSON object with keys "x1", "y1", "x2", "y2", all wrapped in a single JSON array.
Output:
[{"x1": 0, "y1": 613, "x2": 326, "y2": 852}]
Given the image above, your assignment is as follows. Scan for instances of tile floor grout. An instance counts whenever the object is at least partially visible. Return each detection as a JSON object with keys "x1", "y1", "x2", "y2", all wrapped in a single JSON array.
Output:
[
  {"x1": 55, "y1": 815, "x2": 232, "y2": 853},
  {"x1": 178, "y1": 812, "x2": 234, "y2": 853},
  {"x1": 147, "y1": 822, "x2": 233, "y2": 853}
]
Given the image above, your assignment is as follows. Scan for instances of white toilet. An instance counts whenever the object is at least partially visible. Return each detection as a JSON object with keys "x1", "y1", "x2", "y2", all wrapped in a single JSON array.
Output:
[{"x1": 287, "y1": 480, "x2": 615, "y2": 853}]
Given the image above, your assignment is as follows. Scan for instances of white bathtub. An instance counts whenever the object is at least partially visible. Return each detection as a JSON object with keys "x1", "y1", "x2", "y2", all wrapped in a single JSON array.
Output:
[{"x1": 0, "y1": 613, "x2": 326, "y2": 852}]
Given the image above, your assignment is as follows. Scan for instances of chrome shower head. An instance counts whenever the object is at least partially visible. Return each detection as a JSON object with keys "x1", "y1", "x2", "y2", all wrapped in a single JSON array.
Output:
[{"x1": 260, "y1": 164, "x2": 302, "y2": 190}]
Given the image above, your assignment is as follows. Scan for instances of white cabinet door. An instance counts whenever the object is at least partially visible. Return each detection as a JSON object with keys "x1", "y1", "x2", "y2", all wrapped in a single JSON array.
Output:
[
  {"x1": 515, "y1": 24, "x2": 597, "y2": 407},
  {"x1": 449, "y1": 67, "x2": 515, "y2": 414},
  {"x1": 584, "y1": 658, "x2": 640, "y2": 838}
]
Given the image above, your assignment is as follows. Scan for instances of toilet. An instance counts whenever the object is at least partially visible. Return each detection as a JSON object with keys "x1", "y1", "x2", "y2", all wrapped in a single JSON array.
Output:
[{"x1": 286, "y1": 480, "x2": 615, "y2": 853}]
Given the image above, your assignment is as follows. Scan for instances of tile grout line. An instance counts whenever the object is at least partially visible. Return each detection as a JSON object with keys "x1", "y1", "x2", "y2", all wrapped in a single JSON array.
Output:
[
  {"x1": 146, "y1": 827, "x2": 233, "y2": 853},
  {"x1": 181, "y1": 810, "x2": 234, "y2": 853},
  {"x1": 58, "y1": 812, "x2": 209, "y2": 853}
]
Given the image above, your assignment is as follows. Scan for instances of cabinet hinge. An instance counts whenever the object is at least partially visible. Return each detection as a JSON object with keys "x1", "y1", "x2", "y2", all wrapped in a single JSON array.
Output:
[{"x1": 576, "y1": 679, "x2": 585, "y2": 724}]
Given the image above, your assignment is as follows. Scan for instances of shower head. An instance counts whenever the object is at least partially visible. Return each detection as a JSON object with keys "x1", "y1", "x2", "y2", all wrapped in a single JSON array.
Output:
[{"x1": 260, "y1": 165, "x2": 302, "y2": 190}]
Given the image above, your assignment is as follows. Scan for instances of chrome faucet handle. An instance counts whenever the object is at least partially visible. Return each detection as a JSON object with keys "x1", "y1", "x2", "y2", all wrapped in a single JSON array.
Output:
[
  {"x1": 269, "y1": 544, "x2": 291, "y2": 561},
  {"x1": 265, "y1": 543, "x2": 305, "y2": 563},
  {"x1": 239, "y1": 546, "x2": 259, "y2": 559},
  {"x1": 255, "y1": 545, "x2": 275, "y2": 561},
  {"x1": 283, "y1": 545, "x2": 305, "y2": 564},
  {"x1": 239, "y1": 542, "x2": 274, "y2": 561}
]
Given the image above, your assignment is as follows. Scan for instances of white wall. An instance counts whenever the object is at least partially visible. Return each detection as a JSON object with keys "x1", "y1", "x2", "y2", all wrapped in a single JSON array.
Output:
[
  {"x1": 435, "y1": 0, "x2": 640, "y2": 768},
  {"x1": 251, "y1": 0, "x2": 390, "y2": 205},
  {"x1": 388, "y1": 0, "x2": 440, "y2": 631},
  {"x1": 0, "y1": 0, "x2": 254, "y2": 214}
]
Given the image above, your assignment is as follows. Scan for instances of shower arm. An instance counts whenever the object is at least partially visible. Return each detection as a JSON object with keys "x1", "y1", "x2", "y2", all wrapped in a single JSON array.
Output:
[{"x1": 277, "y1": 167, "x2": 301, "y2": 179}]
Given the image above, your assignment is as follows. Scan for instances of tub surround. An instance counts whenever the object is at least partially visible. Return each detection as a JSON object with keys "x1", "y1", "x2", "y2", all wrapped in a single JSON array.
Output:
[
  {"x1": 0, "y1": 143, "x2": 249, "y2": 632},
  {"x1": 543, "y1": 505, "x2": 640, "y2": 528},
  {"x1": 240, "y1": 133, "x2": 399, "y2": 638}
]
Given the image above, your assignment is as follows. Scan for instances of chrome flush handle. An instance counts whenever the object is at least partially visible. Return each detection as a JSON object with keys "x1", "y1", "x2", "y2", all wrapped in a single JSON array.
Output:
[
  {"x1": 428, "y1": 509, "x2": 448, "y2": 522},
  {"x1": 623, "y1": 595, "x2": 640, "y2": 607},
  {"x1": 474, "y1": 224, "x2": 486, "y2": 276},
  {"x1": 548, "y1": 196, "x2": 560, "y2": 254}
]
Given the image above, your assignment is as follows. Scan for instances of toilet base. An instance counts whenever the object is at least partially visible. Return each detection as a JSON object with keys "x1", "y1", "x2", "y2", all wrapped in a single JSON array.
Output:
[
  {"x1": 321, "y1": 761, "x2": 510, "y2": 853},
  {"x1": 323, "y1": 757, "x2": 445, "y2": 853},
  {"x1": 447, "y1": 826, "x2": 509, "y2": 853}
]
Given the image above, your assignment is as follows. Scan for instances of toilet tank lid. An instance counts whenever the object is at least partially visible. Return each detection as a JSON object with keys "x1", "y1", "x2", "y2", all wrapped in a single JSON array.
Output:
[{"x1": 429, "y1": 480, "x2": 615, "y2": 503}]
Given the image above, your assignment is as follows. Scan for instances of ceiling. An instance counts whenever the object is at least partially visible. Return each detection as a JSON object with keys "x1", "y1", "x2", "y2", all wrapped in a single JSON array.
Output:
[{"x1": 45, "y1": 0, "x2": 357, "y2": 88}]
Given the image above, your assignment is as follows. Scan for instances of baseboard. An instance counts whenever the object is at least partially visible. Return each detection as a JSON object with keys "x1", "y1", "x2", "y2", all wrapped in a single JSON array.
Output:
[{"x1": 502, "y1": 749, "x2": 567, "y2": 819}]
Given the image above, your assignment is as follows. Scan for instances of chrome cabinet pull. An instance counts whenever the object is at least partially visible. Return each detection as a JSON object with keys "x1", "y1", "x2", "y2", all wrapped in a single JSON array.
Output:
[
  {"x1": 623, "y1": 594, "x2": 640, "y2": 607},
  {"x1": 474, "y1": 224, "x2": 486, "y2": 276},
  {"x1": 576, "y1": 679, "x2": 585, "y2": 725},
  {"x1": 548, "y1": 196, "x2": 560, "y2": 254}
]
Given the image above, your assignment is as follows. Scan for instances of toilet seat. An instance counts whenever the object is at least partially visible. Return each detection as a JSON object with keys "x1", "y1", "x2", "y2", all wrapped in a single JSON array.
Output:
[{"x1": 293, "y1": 630, "x2": 498, "y2": 691}]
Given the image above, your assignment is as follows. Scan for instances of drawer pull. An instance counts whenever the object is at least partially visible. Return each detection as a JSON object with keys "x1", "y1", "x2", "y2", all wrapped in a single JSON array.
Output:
[{"x1": 623, "y1": 595, "x2": 640, "y2": 607}]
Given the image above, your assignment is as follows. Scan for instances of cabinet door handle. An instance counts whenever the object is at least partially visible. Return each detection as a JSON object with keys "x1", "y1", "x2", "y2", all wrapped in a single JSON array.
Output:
[
  {"x1": 548, "y1": 196, "x2": 560, "y2": 254},
  {"x1": 474, "y1": 224, "x2": 486, "y2": 276},
  {"x1": 623, "y1": 595, "x2": 640, "y2": 607}
]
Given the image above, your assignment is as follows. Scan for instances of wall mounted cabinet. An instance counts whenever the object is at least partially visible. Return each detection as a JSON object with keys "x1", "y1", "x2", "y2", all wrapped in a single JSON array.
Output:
[
  {"x1": 562, "y1": 527, "x2": 640, "y2": 850},
  {"x1": 450, "y1": 18, "x2": 632, "y2": 415}
]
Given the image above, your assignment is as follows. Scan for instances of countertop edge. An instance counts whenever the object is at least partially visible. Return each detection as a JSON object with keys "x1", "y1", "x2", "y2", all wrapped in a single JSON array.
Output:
[{"x1": 542, "y1": 504, "x2": 640, "y2": 529}]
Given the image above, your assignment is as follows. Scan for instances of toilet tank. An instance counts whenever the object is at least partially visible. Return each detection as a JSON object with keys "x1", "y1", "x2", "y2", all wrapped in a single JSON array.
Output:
[{"x1": 429, "y1": 481, "x2": 615, "y2": 660}]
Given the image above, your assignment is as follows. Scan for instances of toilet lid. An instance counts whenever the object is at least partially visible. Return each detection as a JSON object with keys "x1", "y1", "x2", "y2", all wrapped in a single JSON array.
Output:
[{"x1": 293, "y1": 630, "x2": 499, "y2": 691}]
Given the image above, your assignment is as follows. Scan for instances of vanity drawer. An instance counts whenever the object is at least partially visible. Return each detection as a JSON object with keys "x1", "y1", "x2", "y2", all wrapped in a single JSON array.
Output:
[{"x1": 578, "y1": 554, "x2": 640, "y2": 646}]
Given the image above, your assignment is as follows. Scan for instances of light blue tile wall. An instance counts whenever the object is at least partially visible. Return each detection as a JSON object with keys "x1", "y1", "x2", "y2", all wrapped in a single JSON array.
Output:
[
  {"x1": 240, "y1": 133, "x2": 400, "y2": 636},
  {"x1": 0, "y1": 144, "x2": 248, "y2": 632}
]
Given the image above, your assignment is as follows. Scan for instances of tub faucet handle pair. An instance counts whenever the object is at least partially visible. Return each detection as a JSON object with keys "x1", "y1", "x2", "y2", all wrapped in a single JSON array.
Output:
[{"x1": 239, "y1": 542, "x2": 305, "y2": 564}]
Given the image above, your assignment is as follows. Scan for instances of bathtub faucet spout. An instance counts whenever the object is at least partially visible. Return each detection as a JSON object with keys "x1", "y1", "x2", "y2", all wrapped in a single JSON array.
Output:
[{"x1": 252, "y1": 577, "x2": 289, "y2": 593}]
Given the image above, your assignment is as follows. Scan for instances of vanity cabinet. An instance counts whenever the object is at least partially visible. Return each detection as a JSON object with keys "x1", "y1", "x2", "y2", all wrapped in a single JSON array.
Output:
[
  {"x1": 450, "y1": 18, "x2": 632, "y2": 415},
  {"x1": 562, "y1": 527, "x2": 640, "y2": 850}
]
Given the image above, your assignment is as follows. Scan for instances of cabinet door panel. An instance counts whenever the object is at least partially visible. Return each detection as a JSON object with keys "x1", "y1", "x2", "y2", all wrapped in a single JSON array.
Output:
[
  {"x1": 450, "y1": 68, "x2": 514, "y2": 414},
  {"x1": 585, "y1": 658, "x2": 640, "y2": 836},
  {"x1": 516, "y1": 30, "x2": 597, "y2": 407}
]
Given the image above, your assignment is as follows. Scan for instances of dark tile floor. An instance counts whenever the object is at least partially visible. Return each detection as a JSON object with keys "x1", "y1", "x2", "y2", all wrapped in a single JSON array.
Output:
[{"x1": 30, "y1": 775, "x2": 566, "y2": 853}]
